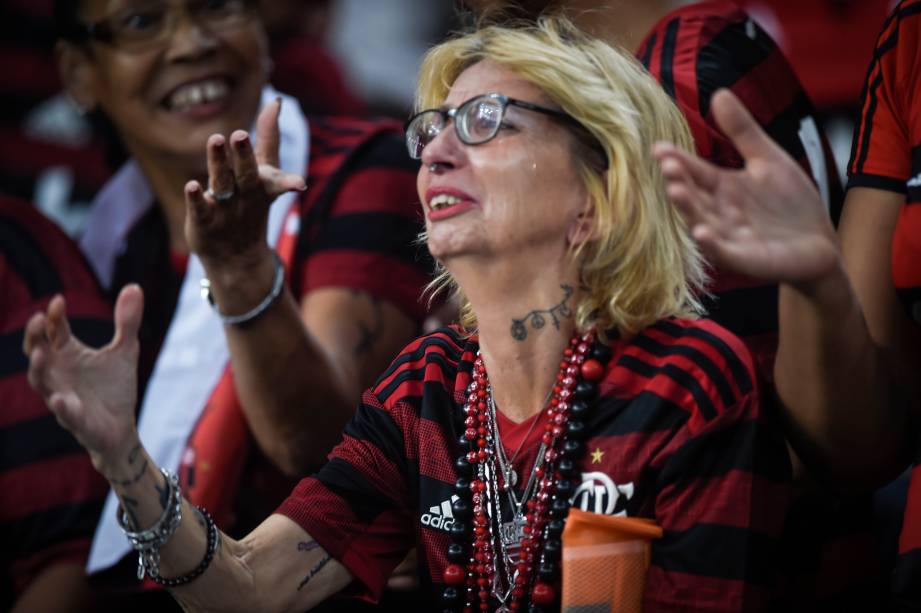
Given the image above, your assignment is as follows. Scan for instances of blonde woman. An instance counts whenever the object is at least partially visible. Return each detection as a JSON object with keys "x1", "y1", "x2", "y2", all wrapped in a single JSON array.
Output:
[{"x1": 24, "y1": 17, "x2": 790, "y2": 612}]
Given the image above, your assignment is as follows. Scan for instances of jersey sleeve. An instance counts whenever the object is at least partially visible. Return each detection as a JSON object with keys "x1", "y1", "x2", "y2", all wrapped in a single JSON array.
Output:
[
  {"x1": 294, "y1": 123, "x2": 432, "y2": 324},
  {"x1": 275, "y1": 388, "x2": 416, "y2": 602},
  {"x1": 847, "y1": 1, "x2": 919, "y2": 193}
]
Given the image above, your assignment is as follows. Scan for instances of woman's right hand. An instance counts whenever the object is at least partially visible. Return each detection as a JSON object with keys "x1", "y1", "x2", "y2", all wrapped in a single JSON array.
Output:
[
  {"x1": 23, "y1": 284, "x2": 144, "y2": 473},
  {"x1": 653, "y1": 89, "x2": 841, "y2": 288}
]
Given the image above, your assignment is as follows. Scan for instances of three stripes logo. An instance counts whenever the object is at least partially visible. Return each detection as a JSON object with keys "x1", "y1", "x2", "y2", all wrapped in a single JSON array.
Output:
[{"x1": 421, "y1": 495, "x2": 460, "y2": 531}]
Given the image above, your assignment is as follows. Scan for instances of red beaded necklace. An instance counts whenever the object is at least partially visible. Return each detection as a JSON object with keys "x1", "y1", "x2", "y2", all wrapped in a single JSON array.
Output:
[{"x1": 441, "y1": 330, "x2": 609, "y2": 612}]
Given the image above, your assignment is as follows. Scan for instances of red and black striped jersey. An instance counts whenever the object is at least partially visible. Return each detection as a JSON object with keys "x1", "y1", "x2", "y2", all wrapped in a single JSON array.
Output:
[
  {"x1": 848, "y1": 0, "x2": 921, "y2": 329},
  {"x1": 278, "y1": 321, "x2": 792, "y2": 611},
  {"x1": 637, "y1": 0, "x2": 844, "y2": 384},
  {"x1": 848, "y1": 2, "x2": 921, "y2": 605},
  {"x1": 0, "y1": 195, "x2": 111, "y2": 607}
]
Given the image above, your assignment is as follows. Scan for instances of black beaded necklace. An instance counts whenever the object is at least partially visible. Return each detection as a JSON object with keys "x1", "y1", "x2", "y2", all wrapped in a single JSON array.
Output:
[{"x1": 441, "y1": 331, "x2": 613, "y2": 612}]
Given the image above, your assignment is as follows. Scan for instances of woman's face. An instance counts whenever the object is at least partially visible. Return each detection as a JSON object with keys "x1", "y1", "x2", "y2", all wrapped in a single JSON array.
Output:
[
  {"x1": 66, "y1": 0, "x2": 268, "y2": 166},
  {"x1": 417, "y1": 60, "x2": 590, "y2": 266}
]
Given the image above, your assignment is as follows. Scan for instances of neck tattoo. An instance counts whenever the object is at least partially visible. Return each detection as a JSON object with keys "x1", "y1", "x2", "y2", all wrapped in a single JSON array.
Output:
[
  {"x1": 440, "y1": 329, "x2": 614, "y2": 612},
  {"x1": 510, "y1": 284, "x2": 574, "y2": 342}
]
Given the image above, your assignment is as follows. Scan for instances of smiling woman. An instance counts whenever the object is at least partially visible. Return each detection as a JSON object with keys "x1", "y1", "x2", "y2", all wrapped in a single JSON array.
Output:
[
  {"x1": 41, "y1": 0, "x2": 433, "y2": 607},
  {"x1": 26, "y1": 14, "x2": 792, "y2": 612},
  {"x1": 55, "y1": 0, "x2": 266, "y2": 167}
]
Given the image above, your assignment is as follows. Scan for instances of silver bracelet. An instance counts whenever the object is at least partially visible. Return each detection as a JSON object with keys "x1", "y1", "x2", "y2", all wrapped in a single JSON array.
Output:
[
  {"x1": 116, "y1": 467, "x2": 183, "y2": 581},
  {"x1": 199, "y1": 251, "x2": 285, "y2": 326}
]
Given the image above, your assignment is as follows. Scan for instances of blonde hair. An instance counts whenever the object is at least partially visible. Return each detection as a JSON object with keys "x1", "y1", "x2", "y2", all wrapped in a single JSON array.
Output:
[{"x1": 417, "y1": 16, "x2": 707, "y2": 338}]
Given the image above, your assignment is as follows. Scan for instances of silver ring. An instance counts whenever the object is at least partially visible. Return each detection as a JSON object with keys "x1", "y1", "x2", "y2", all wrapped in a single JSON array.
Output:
[{"x1": 205, "y1": 186, "x2": 236, "y2": 203}]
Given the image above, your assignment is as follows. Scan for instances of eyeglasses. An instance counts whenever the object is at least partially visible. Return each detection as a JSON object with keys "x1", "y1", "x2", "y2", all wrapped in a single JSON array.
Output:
[
  {"x1": 404, "y1": 92, "x2": 607, "y2": 167},
  {"x1": 75, "y1": 0, "x2": 255, "y2": 52}
]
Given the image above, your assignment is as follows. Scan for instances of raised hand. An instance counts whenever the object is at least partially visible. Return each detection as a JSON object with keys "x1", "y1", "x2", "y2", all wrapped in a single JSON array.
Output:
[
  {"x1": 654, "y1": 89, "x2": 840, "y2": 286},
  {"x1": 23, "y1": 285, "x2": 144, "y2": 472},
  {"x1": 183, "y1": 97, "x2": 306, "y2": 267}
]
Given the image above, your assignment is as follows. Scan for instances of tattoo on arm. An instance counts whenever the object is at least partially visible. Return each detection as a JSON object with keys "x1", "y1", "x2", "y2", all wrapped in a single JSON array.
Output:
[
  {"x1": 128, "y1": 443, "x2": 141, "y2": 464},
  {"x1": 510, "y1": 284, "x2": 574, "y2": 341},
  {"x1": 297, "y1": 554, "x2": 332, "y2": 591},
  {"x1": 352, "y1": 291, "x2": 383, "y2": 357},
  {"x1": 298, "y1": 540, "x2": 320, "y2": 552},
  {"x1": 110, "y1": 458, "x2": 148, "y2": 488},
  {"x1": 122, "y1": 495, "x2": 142, "y2": 530}
]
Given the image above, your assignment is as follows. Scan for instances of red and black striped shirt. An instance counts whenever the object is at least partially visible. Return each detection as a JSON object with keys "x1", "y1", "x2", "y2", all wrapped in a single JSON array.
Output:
[
  {"x1": 637, "y1": 0, "x2": 844, "y2": 384},
  {"x1": 848, "y1": 1, "x2": 921, "y2": 605},
  {"x1": 639, "y1": 3, "x2": 887, "y2": 606},
  {"x1": 278, "y1": 321, "x2": 791, "y2": 611},
  {"x1": 0, "y1": 195, "x2": 111, "y2": 607}
]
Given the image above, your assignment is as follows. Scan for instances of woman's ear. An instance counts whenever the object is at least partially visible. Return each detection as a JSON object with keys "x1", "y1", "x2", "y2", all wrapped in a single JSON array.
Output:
[
  {"x1": 55, "y1": 41, "x2": 97, "y2": 114},
  {"x1": 567, "y1": 195, "x2": 598, "y2": 246}
]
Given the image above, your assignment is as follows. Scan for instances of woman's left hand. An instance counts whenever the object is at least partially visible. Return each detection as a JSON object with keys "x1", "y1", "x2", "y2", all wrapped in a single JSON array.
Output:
[{"x1": 183, "y1": 97, "x2": 306, "y2": 268}]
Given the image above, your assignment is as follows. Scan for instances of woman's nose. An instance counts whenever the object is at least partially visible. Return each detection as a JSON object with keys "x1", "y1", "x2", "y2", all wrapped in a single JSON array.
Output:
[
  {"x1": 164, "y1": 13, "x2": 220, "y2": 61},
  {"x1": 419, "y1": 122, "x2": 463, "y2": 170}
]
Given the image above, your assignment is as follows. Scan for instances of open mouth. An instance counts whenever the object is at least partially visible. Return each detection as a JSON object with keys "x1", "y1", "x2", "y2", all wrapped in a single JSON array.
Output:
[
  {"x1": 429, "y1": 193, "x2": 464, "y2": 211},
  {"x1": 162, "y1": 77, "x2": 232, "y2": 113}
]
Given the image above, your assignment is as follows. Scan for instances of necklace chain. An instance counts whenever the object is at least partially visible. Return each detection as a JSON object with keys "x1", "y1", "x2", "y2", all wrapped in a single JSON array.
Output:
[{"x1": 443, "y1": 330, "x2": 608, "y2": 612}]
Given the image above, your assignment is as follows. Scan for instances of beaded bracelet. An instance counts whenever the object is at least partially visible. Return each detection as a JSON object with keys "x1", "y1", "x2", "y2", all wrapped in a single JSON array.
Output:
[
  {"x1": 199, "y1": 251, "x2": 285, "y2": 326},
  {"x1": 151, "y1": 506, "x2": 220, "y2": 588}
]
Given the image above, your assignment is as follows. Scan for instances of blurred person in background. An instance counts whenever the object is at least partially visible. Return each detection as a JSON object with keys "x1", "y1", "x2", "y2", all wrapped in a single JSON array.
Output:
[
  {"x1": 655, "y1": 0, "x2": 921, "y2": 607},
  {"x1": 0, "y1": 0, "x2": 368, "y2": 240},
  {"x1": 51, "y1": 0, "x2": 432, "y2": 608},
  {"x1": 0, "y1": 195, "x2": 112, "y2": 612},
  {"x1": 260, "y1": 0, "x2": 366, "y2": 116}
]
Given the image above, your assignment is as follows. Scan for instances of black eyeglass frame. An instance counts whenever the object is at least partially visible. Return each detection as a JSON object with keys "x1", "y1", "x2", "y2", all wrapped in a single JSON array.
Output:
[
  {"x1": 68, "y1": 0, "x2": 256, "y2": 47},
  {"x1": 405, "y1": 93, "x2": 608, "y2": 169}
]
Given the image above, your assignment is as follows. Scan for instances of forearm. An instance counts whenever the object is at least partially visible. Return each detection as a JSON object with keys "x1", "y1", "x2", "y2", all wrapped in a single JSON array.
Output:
[
  {"x1": 776, "y1": 261, "x2": 914, "y2": 487},
  {"x1": 202, "y1": 250, "x2": 354, "y2": 476},
  {"x1": 100, "y1": 443, "x2": 344, "y2": 612}
]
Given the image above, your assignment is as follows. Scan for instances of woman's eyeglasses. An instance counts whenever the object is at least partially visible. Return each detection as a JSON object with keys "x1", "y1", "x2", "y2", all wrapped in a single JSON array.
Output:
[
  {"x1": 74, "y1": 0, "x2": 255, "y2": 52},
  {"x1": 404, "y1": 92, "x2": 607, "y2": 168}
]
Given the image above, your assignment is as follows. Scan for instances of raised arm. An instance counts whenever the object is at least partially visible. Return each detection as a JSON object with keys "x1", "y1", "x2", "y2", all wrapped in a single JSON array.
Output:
[
  {"x1": 654, "y1": 90, "x2": 918, "y2": 488},
  {"x1": 185, "y1": 100, "x2": 418, "y2": 476},
  {"x1": 23, "y1": 287, "x2": 352, "y2": 612}
]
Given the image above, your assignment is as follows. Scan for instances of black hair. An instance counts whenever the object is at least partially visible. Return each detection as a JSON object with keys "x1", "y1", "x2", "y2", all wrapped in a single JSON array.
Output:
[{"x1": 53, "y1": 0, "x2": 88, "y2": 43}]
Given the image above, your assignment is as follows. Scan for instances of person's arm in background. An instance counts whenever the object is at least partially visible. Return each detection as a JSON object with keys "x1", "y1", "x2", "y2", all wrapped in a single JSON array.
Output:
[
  {"x1": 654, "y1": 89, "x2": 919, "y2": 490},
  {"x1": 187, "y1": 102, "x2": 421, "y2": 476}
]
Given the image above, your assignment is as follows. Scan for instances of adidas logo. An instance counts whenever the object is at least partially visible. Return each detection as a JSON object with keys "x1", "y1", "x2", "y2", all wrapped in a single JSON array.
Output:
[{"x1": 421, "y1": 495, "x2": 459, "y2": 531}]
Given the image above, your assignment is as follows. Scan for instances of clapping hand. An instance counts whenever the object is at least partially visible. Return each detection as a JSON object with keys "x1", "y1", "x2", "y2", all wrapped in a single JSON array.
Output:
[
  {"x1": 184, "y1": 98, "x2": 306, "y2": 267},
  {"x1": 654, "y1": 89, "x2": 840, "y2": 287},
  {"x1": 23, "y1": 286, "x2": 144, "y2": 472}
]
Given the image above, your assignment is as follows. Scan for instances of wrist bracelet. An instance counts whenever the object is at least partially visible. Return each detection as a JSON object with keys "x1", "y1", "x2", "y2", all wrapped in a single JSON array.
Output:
[
  {"x1": 116, "y1": 467, "x2": 183, "y2": 581},
  {"x1": 151, "y1": 506, "x2": 220, "y2": 588},
  {"x1": 199, "y1": 251, "x2": 285, "y2": 326}
]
